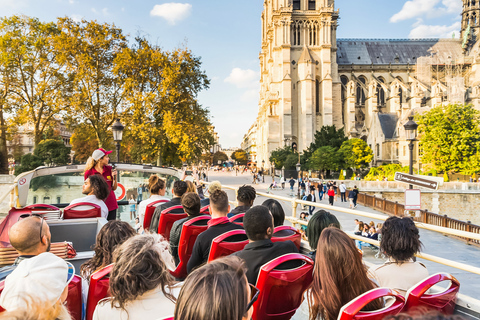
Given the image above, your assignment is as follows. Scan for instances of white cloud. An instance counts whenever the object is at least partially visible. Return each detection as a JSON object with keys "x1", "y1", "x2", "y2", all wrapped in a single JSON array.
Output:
[
  {"x1": 91, "y1": 7, "x2": 98, "y2": 14},
  {"x1": 69, "y1": 0, "x2": 75, "y2": 4},
  {"x1": 150, "y1": 3, "x2": 192, "y2": 25},
  {"x1": 102, "y1": 7, "x2": 109, "y2": 16},
  {"x1": 390, "y1": 0, "x2": 461, "y2": 23},
  {"x1": 70, "y1": 14, "x2": 83, "y2": 22},
  {"x1": 224, "y1": 68, "x2": 260, "y2": 89},
  {"x1": 409, "y1": 21, "x2": 461, "y2": 38}
]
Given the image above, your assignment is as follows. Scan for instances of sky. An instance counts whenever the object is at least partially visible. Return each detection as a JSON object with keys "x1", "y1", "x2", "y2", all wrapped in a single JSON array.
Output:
[{"x1": 0, "y1": 0, "x2": 463, "y2": 148}]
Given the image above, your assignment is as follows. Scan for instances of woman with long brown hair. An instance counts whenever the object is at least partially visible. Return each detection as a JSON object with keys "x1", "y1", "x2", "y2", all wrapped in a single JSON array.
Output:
[
  {"x1": 93, "y1": 234, "x2": 180, "y2": 320},
  {"x1": 84, "y1": 148, "x2": 118, "y2": 221},
  {"x1": 308, "y1": 227, "x2": 382, "y2": 320}
]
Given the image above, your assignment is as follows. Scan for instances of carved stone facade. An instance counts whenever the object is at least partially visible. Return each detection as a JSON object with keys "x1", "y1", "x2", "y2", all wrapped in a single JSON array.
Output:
[{"x1": 252, "y1": 0, "x2": 480, "y2": 171}]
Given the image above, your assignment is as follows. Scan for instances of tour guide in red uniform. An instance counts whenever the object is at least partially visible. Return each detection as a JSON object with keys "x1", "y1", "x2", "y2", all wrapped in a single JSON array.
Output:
[{"x1": 84, "y1": 148, "x2": 118, "y2": 220}]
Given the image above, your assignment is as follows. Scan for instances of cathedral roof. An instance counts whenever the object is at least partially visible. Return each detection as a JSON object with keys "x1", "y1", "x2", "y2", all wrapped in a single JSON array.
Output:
[
  {"x1": 337, "y1": 39, "x2": 463, "y2": 65},
  {"x1": 378, "y1": 113, "x2": 398, "y2": 139}
]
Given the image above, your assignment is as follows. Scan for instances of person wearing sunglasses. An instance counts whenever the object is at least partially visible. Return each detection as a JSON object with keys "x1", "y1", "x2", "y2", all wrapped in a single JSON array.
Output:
[
  {"x1": 0, "y1": 214, "x2": 52, "y2": 281},
  {"x1": 175, "y1": 256, "x2": 258, "y2": 320}
]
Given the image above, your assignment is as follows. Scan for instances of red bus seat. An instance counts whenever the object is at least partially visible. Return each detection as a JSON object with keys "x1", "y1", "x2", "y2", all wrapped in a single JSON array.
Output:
[
  {"x1": 208, "y1": 230, "x2": 248, "y2": 262},
  {"x1": 271, "y1": 226, "x2": 302, "y2": 250},
  {"x1": 228, "y1": 213, "x2": 245, "y2": 226},
  {"x1": 144, "y1": 199, "x2": 169, "y2": 231},
  {"x1": 159, "y1": 317, "x2": 174, "y2": 320},
  {"x1": 170, "y1": 215, "x2": 210, "y2": 280},
  {"x1": 252, "y1": 253, "x2": 314, "y2": 320},
  {"x1": 0, "y1": 280, "x2": 4, "y2": 312},
  {"x1": 200, "y1": 205, "x2": 210, "y2": 215},
  {"x1": 158, "y1": 205, "x2": 187, "y2": 241},
  {"x1": 86, "y1": 264, "x2": 113, "y2": 320},
  {"x1": 63, "y1": 203, "x2": 101, "y2": 219},
  {"x1": 337, "y1": 288, "x2": 405, "y2": 320},
  {"x1": 404, "y1": 272, "x2": 460, "y2": 315},
  {"x1": 66, "y1": 275, "x2": 82, "y2": 320}
]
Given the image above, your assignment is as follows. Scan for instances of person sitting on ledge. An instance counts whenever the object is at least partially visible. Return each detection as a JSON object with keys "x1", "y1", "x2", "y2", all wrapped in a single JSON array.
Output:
[
  {"x1": 69, "y1": 174, "x2": 109, "y2": 219},
  {"x1": 232, "y1": 205, "x2": 298, "y2": 284},
  {"x1": 227, "y1": 185, "x2": 256, "y2": 218}
]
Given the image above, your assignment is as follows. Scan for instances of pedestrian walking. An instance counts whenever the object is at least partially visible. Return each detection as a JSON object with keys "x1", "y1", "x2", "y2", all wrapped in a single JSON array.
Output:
[
  {"x1": 289, "y1": 177, "x2": 295, "y2": 191},
  {"x1": 352, "y1": 185, "x2": 359, "y2": 208},
  {"x1": 348, "y1": 189, "x2": 355, "y2": 208},
  {"x1": 317, "y1": 182, "x2": 324, "y2": 201},
  {"x1": 327, "y1": 186, "x2": 335, "y2": 206},
  {"x1": 280, "y1": 176, "x2": 286, "y2": 190},
  {"x1": 306, "y1": 189, "x2": 316, "y2": 215},
  {"x1": 339, "y1": 181, "x2": 347, "y2": 202}
]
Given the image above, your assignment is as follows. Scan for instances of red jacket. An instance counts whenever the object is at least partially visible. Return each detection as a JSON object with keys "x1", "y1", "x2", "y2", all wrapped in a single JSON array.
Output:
[{"x1": 327, "y1": 189, "x2": 335, "y2": 197}]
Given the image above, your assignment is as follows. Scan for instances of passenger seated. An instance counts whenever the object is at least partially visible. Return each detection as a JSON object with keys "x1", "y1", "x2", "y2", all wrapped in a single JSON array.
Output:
[
  {"x1": 304, "y1": 210, "x2": 341, "y2": 262},
  {"x1": 227, "y1": 185, "x2": 256, "y2": 218},
  {"x1": 369, "y1": 216, "x2": 428, "y2": 296},
  {"x1": 200, "y1": 180, "x2": 222, "y2": 207},
  {"x1": 232, "y1": 205, "x2": 299, "y2": 284},
  {"x1": 0, "y1": 252, "x2": 75, "y2": 313},
  {"x1": 169, "y1": 192, "x2": 207, "y2": 265},
  {"x1": 305, "y1": 228, "x2": 382, "y2": 320},
  {"x1": 69, "y1": 174, "x2": 109, "y2": 219},
  {"x1": 149, "y1": 180, "x2": 188, "y2": 233},
  {"x1": 187, "y1": 190, "x2": 243, "y2": 273},
  {"x1": 356, "y1": 225, "x2": 379, "y2": 251},
  {"x1": 93, "y1": 234, "x2": 181, "y2": 320},
  {"x1": 0, "y1": 214, "x2": 52, "y2": 280},
  {"x1": 175, "y1": 256, "x2": 254, "y2": 320},
  {"x1": 80, "y1": 221, "x2": 136, "y2": 304},
  {"x1": 137, "y1": 174, "x2": 169, "y2": 227},
  {"x1": 262, "y1": 199, "x2": 285, "y2": 227},
  {"x1": 0, "y1": 296, "x2": 72, "y2": 320}
]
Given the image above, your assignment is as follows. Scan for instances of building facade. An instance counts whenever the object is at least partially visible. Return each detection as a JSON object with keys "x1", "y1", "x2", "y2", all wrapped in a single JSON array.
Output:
[{"x1": 252, "y1": 0, "x2": 480, "y2": 172}]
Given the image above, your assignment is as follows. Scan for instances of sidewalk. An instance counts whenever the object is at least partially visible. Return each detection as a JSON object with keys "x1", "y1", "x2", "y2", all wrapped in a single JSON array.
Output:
[{"x1": 208, "y1": 170, "x2": 480, "y2": 297}]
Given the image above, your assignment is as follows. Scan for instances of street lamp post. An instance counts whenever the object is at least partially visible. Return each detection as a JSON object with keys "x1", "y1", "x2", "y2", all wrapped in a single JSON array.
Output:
[
  {"x1": 111, "y1": 119, "x2": 125, "y2": 163},
  {"x1": 403, "y1": 115, "x2": 418, "y2": 189}
]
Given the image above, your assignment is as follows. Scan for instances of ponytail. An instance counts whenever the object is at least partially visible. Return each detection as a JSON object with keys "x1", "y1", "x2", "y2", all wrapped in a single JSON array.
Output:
[
  {"x1": 84, "y1": 157, "x2": 97, "y2": 172},
  {"x1": 149, "y1": 174, "x2": 166, "y2": 195}
]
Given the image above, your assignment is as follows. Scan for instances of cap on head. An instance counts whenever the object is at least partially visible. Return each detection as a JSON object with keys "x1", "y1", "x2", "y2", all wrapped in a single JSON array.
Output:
[{"x1": 92, "y1": 148, "x2": 113, "y2": 161}]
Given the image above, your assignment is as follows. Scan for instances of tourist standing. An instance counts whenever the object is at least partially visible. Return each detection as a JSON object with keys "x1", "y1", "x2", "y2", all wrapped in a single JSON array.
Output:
[
  {"x1": 317, "y1": 181, "x2": 324, "y2": 201},
  {"x1": 327, "y1": 186, "x2": 335, "y2": 206},
  {"x1": 352, "y1": 185, "x2": 359, "y2": 208},
  {"x1": 339, "y1": 181, "x2": 347, "y2": 202}
]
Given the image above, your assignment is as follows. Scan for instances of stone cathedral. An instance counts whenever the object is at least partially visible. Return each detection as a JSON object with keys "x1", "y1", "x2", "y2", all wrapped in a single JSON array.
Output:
[{"x1": 247, "y1": 0, "x2": 480, "y2": 172}]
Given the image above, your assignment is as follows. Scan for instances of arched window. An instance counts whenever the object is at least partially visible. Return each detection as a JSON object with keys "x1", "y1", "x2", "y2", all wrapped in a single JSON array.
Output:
[
  {"x1": 293, "y1": 0, "x2": 300, "y2": 10},
  {"x1": 356, "y1": 76, "x2": 366, "y2": 106},
  {"x1": 308, "y1": 0, "x2": 316, "y2": 10},
  {"x1": 316, "y1": 79, "x2": 320, "y2": 113},
  {"x1": 399, "y1": 87, "x2": 403, "y2": 104},
  {"x1": 377, "y1": 77, "x2": 386, "y2": 107}
]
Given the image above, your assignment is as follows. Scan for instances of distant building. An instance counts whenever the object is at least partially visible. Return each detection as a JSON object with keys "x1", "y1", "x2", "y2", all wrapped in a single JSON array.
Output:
[{"x1": 241, "y1": 123, "x2": 257, "y2": 163}]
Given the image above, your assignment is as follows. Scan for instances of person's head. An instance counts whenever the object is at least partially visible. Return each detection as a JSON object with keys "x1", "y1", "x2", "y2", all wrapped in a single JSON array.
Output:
[
  {"x1": 300, "y1": 212, "x2": 307, "y2": 220},
  {"x1": 306, "y1": 210, "x2": 341, "y2": 250},
  {"x1": 209, "y1": 190, "x2": 230, "y2": 217},
  {"x1": 363, "y1": 224, "x2": 369, "y2": 231},
  {"x1": 181, "y1": 192, "x2": 201, "y2": 216},
  {"x1": 174, "y1": 256, "x2": 253, "y2": 320},
  {"x1": 148, "y1": 175, "x2": 166, "y2": 196},
  {"x1": 9, "y1": 215, "x2": 51, "y2": 255},
  {"x1": 186, "y1": 180, "x2": 197, "y2": 194},
  {"x1": 369, "y1": 221, "x2": 375, "y2": 227},
  {"x1": 237, "y1": 185, "x2": 256, "y2": 207},
  {"x1": 80, "y1": 221, "x2": 135, "y2": 279},
  {"x1": 354, "y1": 219, "x2": 359, "y2": 225},
  {"x1": 261, "y1": 199, "x2": 285, "y2": 227},
  {"x1": 380, "y1": 216, "x2": 422, "y2": 262},
  {"x1": 0, "y1": 296, "x2": 72, "y2": 320},
  {"x1": 376, "y1": 222, "x2": 383, "y2": 230},
  {"x1": 130, "y1": 194, "x2": 135, "y2": 200},
  {"x1": 172, "y1": 180, "x2": 188, "y2": 198},
  {"x1": 243, "y1": 205, "x2": 273, "y2": 241},
  {"x1": 108, "y1": 234, "x2": 176, "y2": 311},
  {"x1": 0, "y1": 252, "x2": 75, "y2": 312},
  {"x1": 208, "y1": 181, "x2": 222, "y2": 194},
  {"x1": 83, "y1": 175, "x2": 109, "y2": 200},
  {"x1": 369, "y1": 226, "x2": 376, "y2": 233},
  {"x1": 84, "y1": 148, "x2": 112, "y2": 172},
  {"x1": 309, "y1": 228, "x2": 381, "y2": 320},
  {"x1": 329, "y1": 186, "x2": 333, "y2": 190}
]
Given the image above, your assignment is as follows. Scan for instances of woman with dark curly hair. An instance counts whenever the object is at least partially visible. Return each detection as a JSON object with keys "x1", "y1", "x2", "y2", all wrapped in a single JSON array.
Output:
[
  {"x1": 80, "y1": 221, "x2": 135, "y2": 304},
  {"x1": 175, "y1": 256, "x2": 254, "y2": 320},
  {"x1": 93, "y1": 234, "x2": 181, "y2": 320},
  {"x1": 370, "y1": 216, "x2": 428, "y2": 296},
  {"x1": 305, "y1": 210, "x2": 341, "y2": 262}
]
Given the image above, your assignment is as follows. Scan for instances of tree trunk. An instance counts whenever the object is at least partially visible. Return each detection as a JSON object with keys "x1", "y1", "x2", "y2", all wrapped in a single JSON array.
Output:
[{"x1": 0, "y1": 105, "x2": 8, "y2": 174}]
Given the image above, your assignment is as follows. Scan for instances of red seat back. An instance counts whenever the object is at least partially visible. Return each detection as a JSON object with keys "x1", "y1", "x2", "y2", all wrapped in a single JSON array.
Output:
[
  {"x1": 271, "y1": 226, "x2": 302, "y2": 250},
  {"x1": 252, "y1": 253, "x2": 314, "y2": 320},
  {"x1": 200, "y1": 205, "x2": 210, "y2": 215},
  {"x1": 63, "y1": 202, "x2": 101, "y2": 219},
  {"x1": 86, "y1": 264, "x2": 113, "y2": 320},
  {"x1": 228, "y1": 213, "x2": 245, "y2": 226},
  {"x1": 144, "y1": 199, "x2": 169, "y2": 231},
  {"x1": 170, "y1": 215, "x2": 211, "y2": 279},
  {"x1": 158, "y1": 206, "x2": 187, "y2": 241},
  {"x1": 338, "y1": 288, "x2": 405, "y2": 320},
  {"x1": 208, "y1": 230, "x2": 248, "y2": 262},
  {"x1": 0, "y1": 280, "x2": 4, "y2": 312},
  {"x1": 404, "y1": 272, "x2": 460, "y2": 315},
  {"x1": 65, "y1": 275, "x2": 82, "y2": 320}
]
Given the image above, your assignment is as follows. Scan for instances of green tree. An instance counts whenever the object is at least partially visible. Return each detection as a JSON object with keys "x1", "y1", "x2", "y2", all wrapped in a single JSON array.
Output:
[
  {"x1": 70, "y1": 123, "x2": 99, "y2": 163},
  {"x1": 34, "y1": 139, "x2": 70, "y2": 166},
  {"x1": 212, "y1": 151, "x2": 228, "y2": 165},
  {"x1": 304, "y1": 125, "x2": 347, "y2": 160},
  {"x1": 232, "y1": 149, "x2": 248, "y2": 165},
  {"x1": 269, "y1": 145, "x2": 296, "y2": 169},
  {"x1": 310, "y1": 146, "x2": 342, "y2": 172},
  {"x1": 339, "y1": 138, "x2": 373, "y2": 172},
  {"x1": 417, "y1": 104, "x2": 480, "y2": 174},
  {"x1": 15, "y1": 153, "x2": 43, "y2": 175},
  {"x1": 364, "y1": 164, "x2": 408, "y2": 181}
]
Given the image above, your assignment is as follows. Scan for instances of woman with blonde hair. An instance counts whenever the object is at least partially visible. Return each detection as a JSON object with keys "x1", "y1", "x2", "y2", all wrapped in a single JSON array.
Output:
[
  {"x1": 84, "y1": 148, "x2": 118, "y2": 220},
  {"x1": 137, "y1": 175, "x2": 168, "y2": 228},
  {"x1": 93, "y1": 234, "x2": 181, "y2": 320}
]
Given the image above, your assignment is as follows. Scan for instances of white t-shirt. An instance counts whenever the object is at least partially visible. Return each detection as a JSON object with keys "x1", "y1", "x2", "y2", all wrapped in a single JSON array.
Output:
[
  {"x1": 137, "y1": 195, "x2": 170, "y2": 225},
  {"x1": 339, "y1": 183, "x2": 347, "y2": 192},
  {"x1": 93, "y1": 284, "x2": 182, "y2": 320},
  {"x1": 69, "y1": 195, "x2": 109, "y2": 219}
]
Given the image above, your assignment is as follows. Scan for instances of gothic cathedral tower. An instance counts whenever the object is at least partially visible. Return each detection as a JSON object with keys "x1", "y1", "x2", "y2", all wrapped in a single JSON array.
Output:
[
  {"x1": 461, "y1": 0, "x2": 480, "y2": 41},
  {"x1": 256, "y1": 0, "x2": 340, "y2": 167}
]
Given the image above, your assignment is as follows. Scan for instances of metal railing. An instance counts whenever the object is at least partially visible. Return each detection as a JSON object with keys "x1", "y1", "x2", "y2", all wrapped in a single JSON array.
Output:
[{"x1": 353, "y1": 191, "x2": 480, "y2": 245}]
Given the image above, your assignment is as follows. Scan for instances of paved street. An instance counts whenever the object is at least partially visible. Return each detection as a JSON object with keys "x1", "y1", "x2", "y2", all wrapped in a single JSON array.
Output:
[{"x1": 206, "y1": 169, "x2": 480, "y2": 297}]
